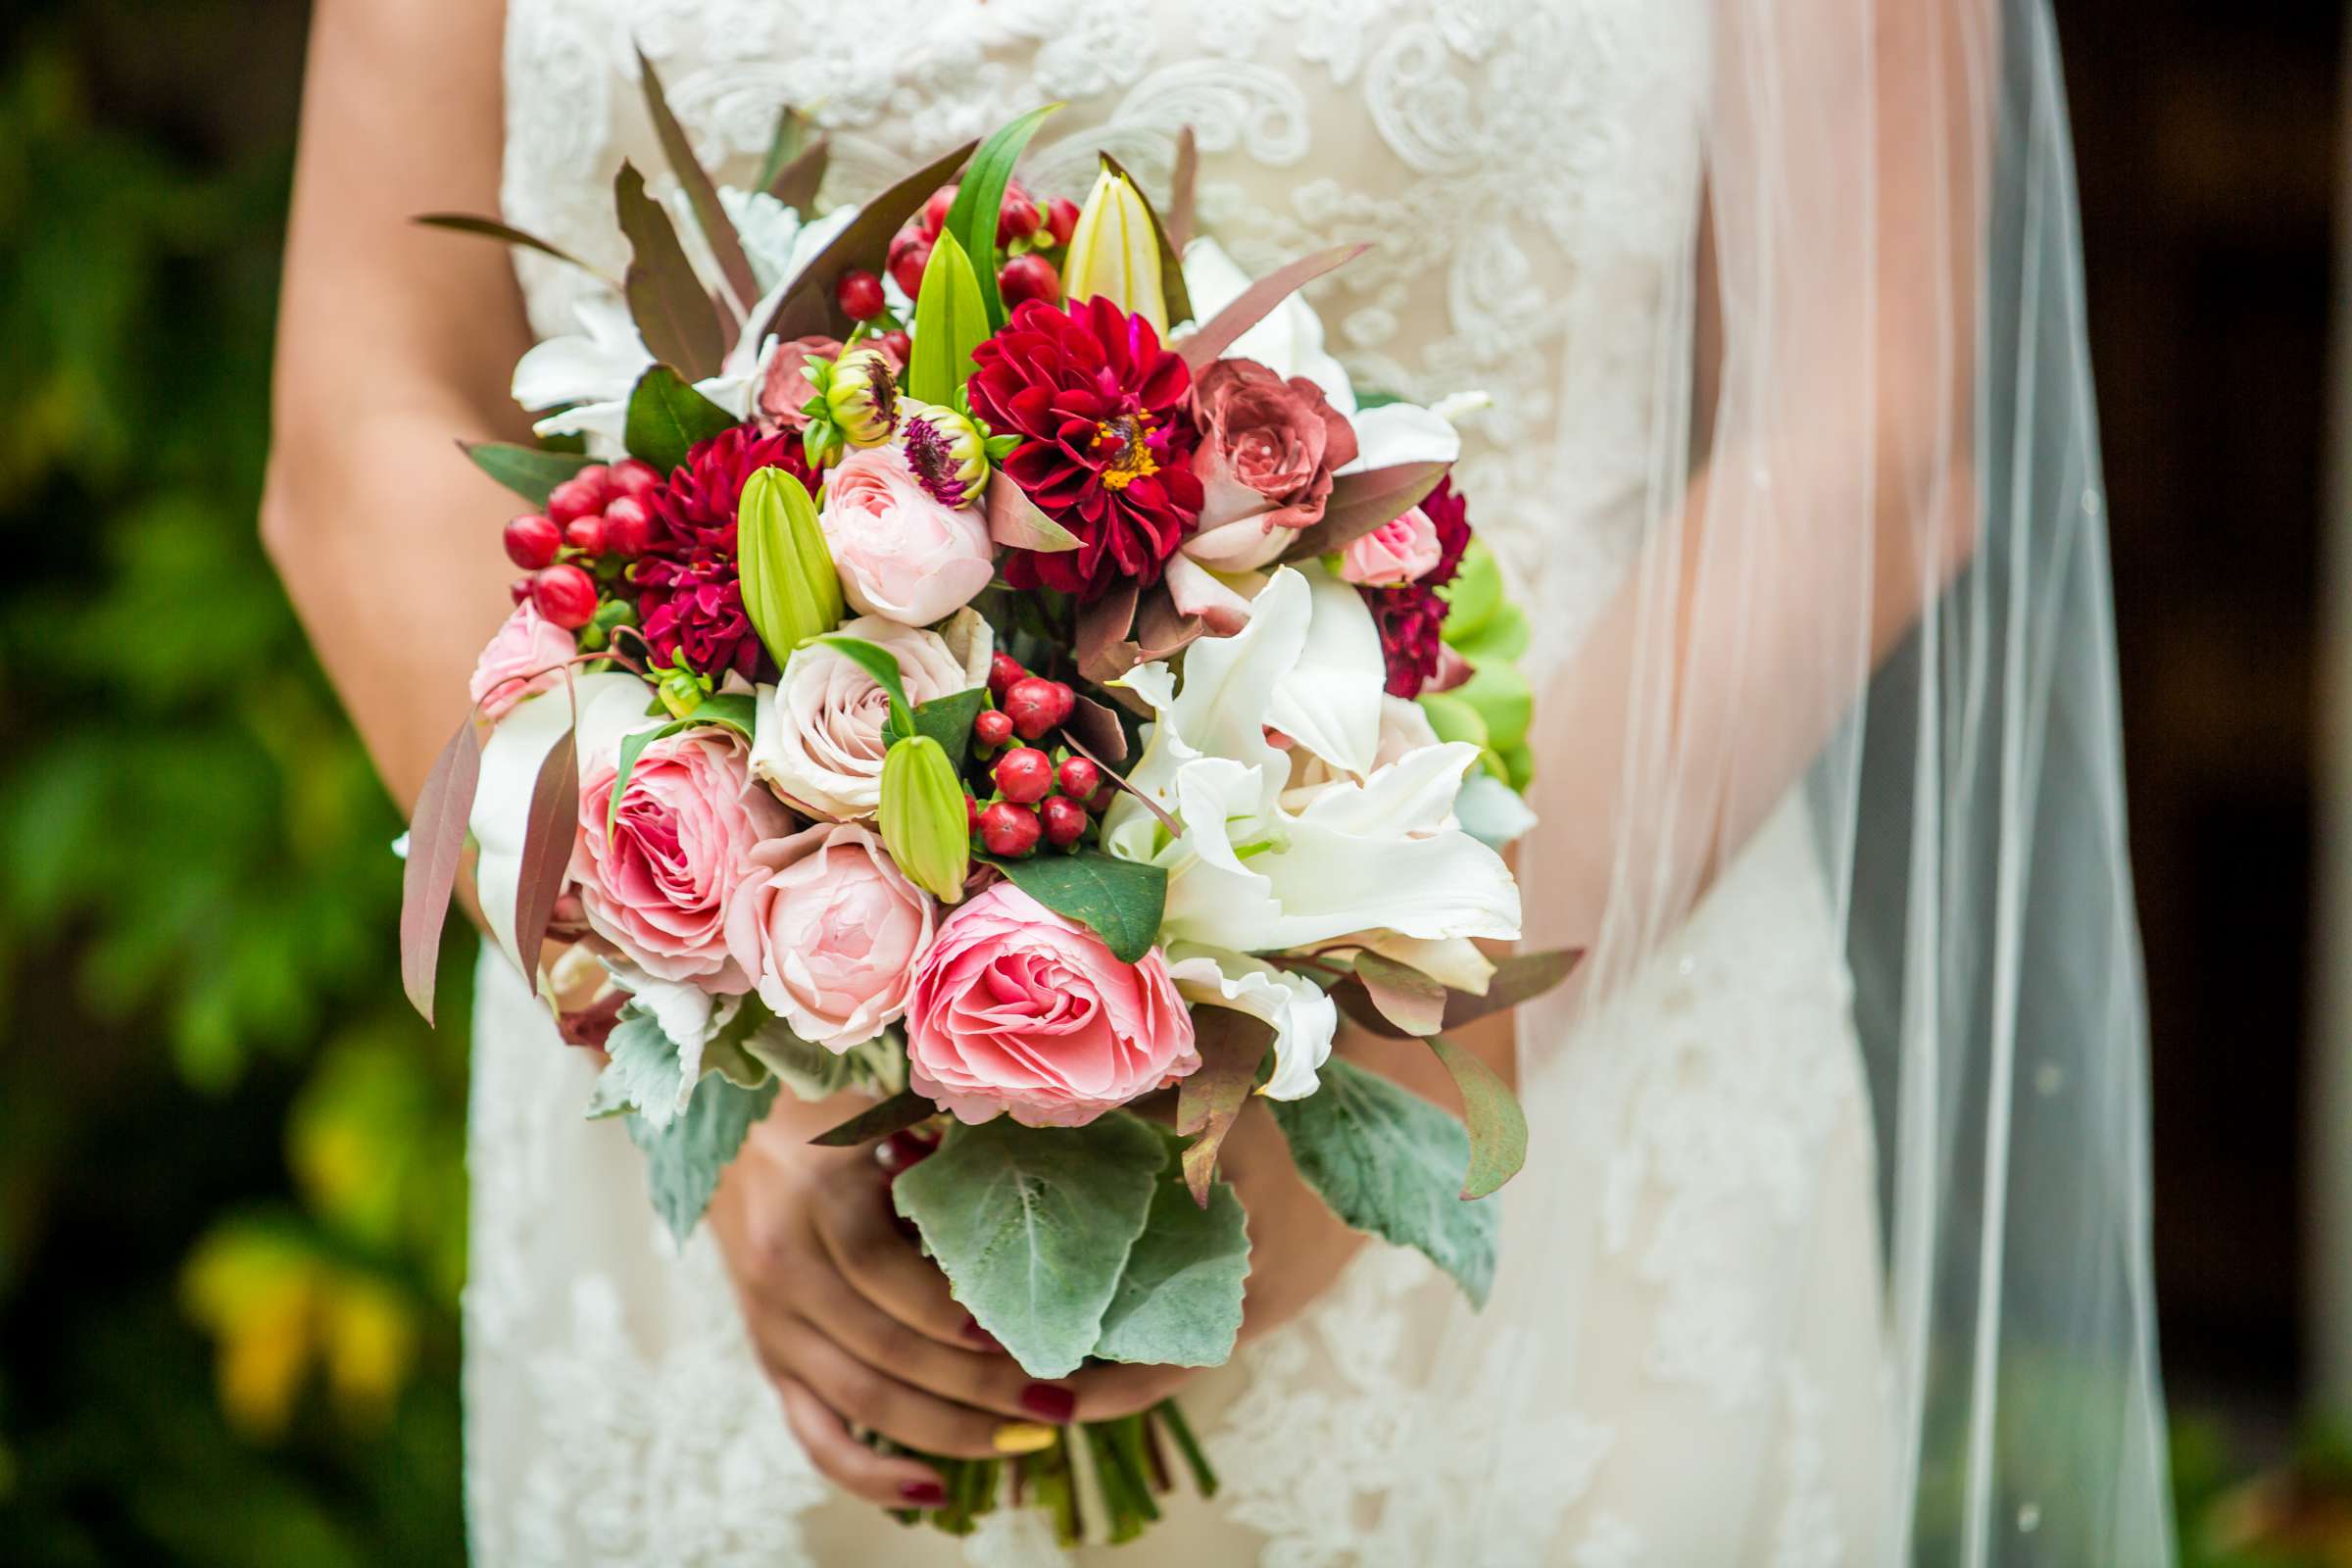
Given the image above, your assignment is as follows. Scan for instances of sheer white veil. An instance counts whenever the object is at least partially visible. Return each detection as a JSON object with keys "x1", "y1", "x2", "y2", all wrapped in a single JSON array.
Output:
[{"x1": 1439, "y1": 0, "x2": 2172, "y2": 1560}]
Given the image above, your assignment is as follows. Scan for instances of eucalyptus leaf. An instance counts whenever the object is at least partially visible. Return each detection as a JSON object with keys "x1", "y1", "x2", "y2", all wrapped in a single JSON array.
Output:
[
  {"x1": 1268, "y1": 1057, "x2": 1496, "y2": 1308},
  {"x1": 623, "y1": 366, "x2": 738, "y2": 473},
  {"x1": 416, "y1": 214, "x2": 598, "y2": 273},
  {"x1": 891, "y1": 1112, "x2": 1164, "y2": 1378},
  {"x1": 629, "y1": 1072, "x2": 780, "y2": 1242},
  {"x1": 400, "y1": 715, "x2": 480, "y2": 1024},
  {"x1": 1425, "y1": 1033, "x2": 1528, "y2": 1200},
  {"x1": 809, "y1": 1087, "x2": 935, "y2": 1148},
  {"x1": 763, "y1": 138, "x2": 977, "y2": 341},
  {"x1": 975, "y1": 851, "x2": 1167, "y2": 964},
  {"x1": 1093, "y1": 1167, "x2": 1250, "y2": 1368},
  {"x1": 635, "y1": 48, "x2": 759, "y2": 311},
  {"x1": 459, "y1": 440, "x2": 597, "y2": 506}
]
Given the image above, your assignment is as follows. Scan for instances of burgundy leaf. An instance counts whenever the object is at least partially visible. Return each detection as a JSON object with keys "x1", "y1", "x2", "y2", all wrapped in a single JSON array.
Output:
[
  {"x1": 1179, "y1": 243, "x2": 1367, "y2": 372},
  {"x1": 1134, "y1": 587, "x2": 1208, "y2": 661},
  {"x1": 1059, "y1": 727, "x2": 1180, "y2": 837},
  {"x1": 1076, "y1": 578, "x2": 1143, "y2": 687},
  {"x1": 510, "y1": 724, "x2": 581, "y2": 988},
  {"x1": 1351, "y1": 952, "x2": 1447, "y2": 1037},
  {"x1": 615, "y1": 162, "x2": 727, "y2": 380},
  {"x1": 1282, "y1": 462, "x2": 1450, "y2": 562},
  {"x1": 1063, "y1": 693, "x2": 1130, "y2": 764},
  {"x1": 415, "y1": 214, "x2": 600, "y2": 275},
  {"x1": 986, "y1": 471, "x2": 1081, "y2": 552},
  {"x1": 763, "y1": 137, "x2": 979, "y2": 341},
  {"x1": 768, "y1": 134, "x2": 830, "y2": 212},
  {"x1": 1166, "y1": 126, "x2": 1199, "y2": 254},
  {"x1": 637, "y1": 48, "x2": 760, "y2": 314},
  {"x1": 1178, "y1": 1010, "x2": 1274, "y2": 1206},
  {"x1": 1333, "y1": 947, "x2": 1585, "y2": 1039},
  {"x1": 400, "y1": 717, "x2": 482, "y2": 1024}
]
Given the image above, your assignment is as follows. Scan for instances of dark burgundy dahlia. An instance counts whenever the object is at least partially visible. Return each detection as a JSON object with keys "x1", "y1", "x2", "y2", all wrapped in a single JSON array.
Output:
[
  {"x1": 968, "y1": 296, "x2": 1203, "y2": 600},
  {"x1": 1362, "y1": 477, "x2": 1473, "y2": 698},
  {"x1": 633, "y1": 425, "x2": 816, "y2": 680}
]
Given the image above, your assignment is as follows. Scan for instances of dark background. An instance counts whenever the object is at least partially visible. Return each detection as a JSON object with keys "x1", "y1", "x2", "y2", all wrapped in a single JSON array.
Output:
[{"x1": 0, "y1": 1, "x2": 2339, "y2": 1562}]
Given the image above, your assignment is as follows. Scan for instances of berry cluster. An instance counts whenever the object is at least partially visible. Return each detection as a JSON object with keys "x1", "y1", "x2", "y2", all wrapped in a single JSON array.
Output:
[
  {"x1": 887, "y1": 181, "x2": 1079, "y2": 316},
  {"x1": 963, "y1": 653, "x2": 1114, "y2": 858},
  {"x1": 504, "y1": 459, "x2": 662, "y2": 630}
]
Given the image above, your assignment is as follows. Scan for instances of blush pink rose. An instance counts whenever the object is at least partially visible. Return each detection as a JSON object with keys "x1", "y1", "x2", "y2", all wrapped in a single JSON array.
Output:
[
  {"x1": 1338, "y1": 506, "x2": 1444, "y2": 587},
  {"x1": 571, "y1": 728, "x2": 792, "y2": 989},
  {"x1": 906, "y1": 884, "x2": 1198, "y2": 1128},
  {"x1": 819, "y1": 445, "x2": 996, "y2": 626},
  {"x1": 1184, "y1": 357, "x2": 1360, "y2": 571},
  {"x1": 725, "y1": 820, "x2": 935, "y2": 1051},
  {"x1": 468, "y1": 603, "x2": 575, "y2": 720}
]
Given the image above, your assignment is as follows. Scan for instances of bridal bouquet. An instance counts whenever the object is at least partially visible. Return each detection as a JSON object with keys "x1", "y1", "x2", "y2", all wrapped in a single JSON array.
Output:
[{"x1": 401, "y1": 68, "x2": 1569, "y2": 1544}]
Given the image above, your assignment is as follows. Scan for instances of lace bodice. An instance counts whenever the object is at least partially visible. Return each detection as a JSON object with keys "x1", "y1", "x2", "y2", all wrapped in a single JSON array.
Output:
[{"x1": 501, "y1": 0, "x2": 1709, "y2": 677}]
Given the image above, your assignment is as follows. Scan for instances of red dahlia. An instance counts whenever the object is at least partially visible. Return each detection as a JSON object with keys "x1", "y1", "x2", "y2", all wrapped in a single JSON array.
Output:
[
  {"x1": 1362, "y1": 477, "x2": 1473, "y2": 698},
  {"x1": 968, "y1": 296, "x2": 1202, "y2": 600},
  {"x1": 633, "y1": 425, "x2": 816, "y2": 680}
]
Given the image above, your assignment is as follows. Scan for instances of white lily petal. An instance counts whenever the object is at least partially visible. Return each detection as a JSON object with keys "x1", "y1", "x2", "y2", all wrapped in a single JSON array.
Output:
[
  {"x1": 1165, "y1": 948, "x2": 1339, "y2": 1102},
  {"x1": 1265, "y1": 564, "x2": 1385, "y2": 777},
  {"x1": 1152, "y1": 565, "x2": 1312, "y2": 808},
  {"x1": 513, "y1": 296, "x2": 650, "y2": 413},
  {"x1": 1338, "y1": 401, "x2": 1462, "y2": 474},
  {"x1": 1180, "y1": 237, "x2": 1356, "y2": 414}
]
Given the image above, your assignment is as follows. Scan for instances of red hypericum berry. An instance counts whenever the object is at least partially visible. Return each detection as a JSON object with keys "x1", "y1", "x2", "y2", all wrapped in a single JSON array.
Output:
[
  {"x1": 922, "y1": 184, "x2": 958, "y2": 235},
  {"x1": 509, "y1": 575, "x2": 534, "y2": 605},
  {"x1": 503, "y1": 512, "x2": 562, "y2": 569},
  {"x1": 546, "y1": 474, "x2": 603, "y2": 527},
  {"x1": 994, "y1": 747, "x2": 1054, "y2": 805},
  {"x1": 1045, "y1": 196, "x2": 1080, "y2": 248},
  {"x1": 879, "y1": 328, "x2": 912, "y2": 364},
  {"x1": 1004, "y1": 676, "x2": 1072, "y2": 739},
  {"x1": 989, "y1": 652, "x2": 1027, "y2": 702},
  {"x1": 998, "y1": 253, "x2": 1059, "y2": 310},
  {"x1": 610, "y1": 458, "x2": 662, "y2": 503},
  {"x1": 1056, "y1": 756, "x2": 1102, "y2": 801},
  {"x1": 530, "y1": 563, "x2": 598, "y2": 629},
  {"x1": 890, "y1": 233, "x2": 935, "y2": 300},
  {"x1": 1087, "y1": 780, "x2": 1119, "y2": 813},
  {"x1": 836, "y1": 268, "x2": 886, "y2": 321},
  {"x1": 980, "y1": 801, "x2": 1043, "y2": 858},
  {"x1": 997, "y1": 181, "x2": 1041, "y2": 244},
  {"x1": 601, "y1": 495, "x2": 652, "y2": 557},
  {"x1": 1041, "y1": 795, "x2": 1088, "y2": 848},
  {"x1": 974, "y1": 709, "x2": 1014, "y2": 749},
  {"x1": 876, "y1": 1128, "x2": 940, "y2": 1176},
  {"x1": 564, "y1": 513, "x2": 606, "y2": 554}
]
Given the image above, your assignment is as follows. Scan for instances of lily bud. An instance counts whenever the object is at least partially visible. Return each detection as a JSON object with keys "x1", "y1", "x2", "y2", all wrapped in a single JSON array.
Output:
[
  {"x1": 736, "y1": 466, "x2": 846, "y2": 663},
  {"x1": 899, "y1": 399, "x2": 990, "y2": 511},
  {"x1": 878, "y1": 733, "x2": 970, "y2": 904},
  {"x1": 1060, "y1": 170, "x2": 1166, "y2": 333},
  {"x1": 824, "y1": 345, "x2": 901, "y2": 448}
]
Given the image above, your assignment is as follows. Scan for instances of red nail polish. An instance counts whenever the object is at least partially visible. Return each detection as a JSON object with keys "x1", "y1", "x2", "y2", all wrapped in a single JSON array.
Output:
[
  {"x1": 961, "y1": 1317, "x2": 1003, "y2": 1351},
  {"x1": 1020, "y1": 1382, "x2": 1077, "y2": 1423},
  {"x1": 900, "y1": 1480, "x2": 948, "y2": 1507}
]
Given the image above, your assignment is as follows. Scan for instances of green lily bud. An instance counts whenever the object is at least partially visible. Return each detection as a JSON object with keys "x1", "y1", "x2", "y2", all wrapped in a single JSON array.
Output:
[
  {"x1": 1062, "y1": 170, "x2": 1167, "y2": 333},
  {"x1": 824, "y1": 345, "x2": 901, "y2": 448},
  {"x1": 737, "y1": 466, "x2": 846, "y2": 664},
  {"x1": 898, "y1": 399, "x2": 990, "y2": 511},
  {"x1": 877, "y1": 733, "x2": 970, "y2": 904}
]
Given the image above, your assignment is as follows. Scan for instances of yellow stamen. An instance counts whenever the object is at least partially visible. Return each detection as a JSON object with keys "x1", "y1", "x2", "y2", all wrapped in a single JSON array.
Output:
[{"x1": 1091, "y1": 412, "x2": 1160, "y2": 491}]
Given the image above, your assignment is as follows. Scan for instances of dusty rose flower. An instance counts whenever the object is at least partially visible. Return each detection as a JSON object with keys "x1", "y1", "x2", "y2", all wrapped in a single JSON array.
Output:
[
  {"x1": 749, "y1": 615, "x2": 984, "y2": 819},
  {"x1": 468, "y1": 602, "x2": 575, "y2": 720},
  {"x1": 571, "y1": 728, "x2": 791, "y2": 988},
  {"x1": 725, "y1": 820, "x2": 934, "y2": 1051},
  {"x1": 1338, "y1": 505, "x2": 1444, "y2": 587},
  {"x1": 906, "y1": 884, "x2": 1198, "y2": 1128},
  {"x1": 818, "y1": 444, "x2": 996, "y2": 626},
  {"x1": 1184, "y1": 357, "x2": 1360, "y2": 571}
]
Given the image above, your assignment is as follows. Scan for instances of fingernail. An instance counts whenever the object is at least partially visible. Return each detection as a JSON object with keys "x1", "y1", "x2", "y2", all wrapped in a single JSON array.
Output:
[
  {"x1": 899, "y1": 1480, "x2": 948, "y2": 1507},
  {"x1": 1019, "y1": 1383, "x2": 1077, "y2": 1423},
  {"x1": 992, "y1": 1421, "x2": 1058, "y2": 1455},
  {"x1": 960, "y1": 1316, "x2": 1003, "y2": 1350}
]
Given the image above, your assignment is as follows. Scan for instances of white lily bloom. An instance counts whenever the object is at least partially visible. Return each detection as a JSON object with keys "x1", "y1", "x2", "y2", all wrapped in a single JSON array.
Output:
[
  {"x1": 1164, "y1": 947, "x2": 1339, "y2": 1102},
  {"x1": 1339, "y1": 400, "x2": 1463, "y2": 472},
  {"x1": 1263, "y1": 564, "x2": 1386, "y2": 779}
]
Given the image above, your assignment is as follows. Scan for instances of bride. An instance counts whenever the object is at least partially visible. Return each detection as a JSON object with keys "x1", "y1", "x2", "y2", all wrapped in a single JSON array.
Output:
[{"x1": 264, "y1": 0, "x2": 2173, "y2": 1562}]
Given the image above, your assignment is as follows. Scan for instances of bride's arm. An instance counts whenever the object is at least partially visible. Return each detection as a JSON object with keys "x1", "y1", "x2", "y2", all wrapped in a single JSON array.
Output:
[{"x1": 263, "y1": 0, "x2": 535, "y2": 810}]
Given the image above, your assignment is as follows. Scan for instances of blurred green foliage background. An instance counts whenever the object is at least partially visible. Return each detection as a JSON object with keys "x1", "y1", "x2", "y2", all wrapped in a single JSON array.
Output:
[{"x1": 0, "y1": 3, "x2": 2341, "y2": 1566}]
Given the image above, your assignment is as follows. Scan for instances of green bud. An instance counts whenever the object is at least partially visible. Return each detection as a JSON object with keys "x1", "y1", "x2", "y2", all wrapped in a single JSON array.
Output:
[
  {"x1": 657, "y1": 662, "x2": 710, "y2": 719},
  {"x1": 898, "y1": 399, "x2": 990, "y2": 510},
  {"x1": 824, "y1": 346, "x2": 901, "y2": 448},
  {"x1": 878, "y1": 733, "x2": 970, "y2": 905},
  {"x1": 737, "y1": 466, "x2": 846, "y2": 664}
]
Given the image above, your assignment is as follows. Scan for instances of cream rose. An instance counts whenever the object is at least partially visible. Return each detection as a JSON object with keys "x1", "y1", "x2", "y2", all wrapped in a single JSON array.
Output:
[{"x1": 748, "y1": 614, "x2": 987, "y2": 819}]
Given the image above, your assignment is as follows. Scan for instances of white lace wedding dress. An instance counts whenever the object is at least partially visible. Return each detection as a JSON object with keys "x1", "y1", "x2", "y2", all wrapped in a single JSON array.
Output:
[{"x1": 467, "y1": 2, "x2": 1893, "y2": 1562}]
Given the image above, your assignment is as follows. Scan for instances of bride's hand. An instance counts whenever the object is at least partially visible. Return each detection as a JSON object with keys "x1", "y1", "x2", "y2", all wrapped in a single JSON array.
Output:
[{"x1": 707, "y1": 1096, "x2": 1195, "y2": 1508}]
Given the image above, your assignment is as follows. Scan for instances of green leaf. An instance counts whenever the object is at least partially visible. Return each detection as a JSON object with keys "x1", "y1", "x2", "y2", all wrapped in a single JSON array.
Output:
[
  {"x1": 614, "y1": 162, "x2": 726, "y2": 379},
  {"x1": 603, "y1": 696, "x2": 759, "y2": 844},
  {"x1": 819, "y1": 635, "x2": 915, "y2": 732},
  {"x1": 623, "y1": 366, "x2": 739, "y2": 473},
  {"x1": 459, "y1": 440, "x2": 596, "y2": 505},
  {"x1": 629, "y1": 1072, "x2": 780, "y2": 1242},
  {"x1": 1267, "y1": 1057, "x2": 1496, "y2": 1307},
  {"x1": 590, "y1": 1009, "x2": 685, "y2": 1125},
  {"x1": 606, "y1": 726, "x2": 664, "y2": 844},
  {"x1": 808, "y1": 1087, "x2": 936, "y2": 1147},
  {"x1": 943, "y1": 104, "x2": 1062, "y2": 329},
  {"x1": 1451, "y1": 659, "x2": 1532, "y2": 754},
  {"x1": 884, "y1": 685, "x2": 988, "y2": 771},
  {"x1": 891, "y1": 1112, "x2": 1164, "y2": 1377},
  {"x1": 975, "y1": 851, "x2": 1167, "y2": 964},
  {"x1": 1093, "y1": 1166, "x2": 1250, "y2": 1368},
  {"x1": 1425, "y1": 1034, "x2": 1528, "y2": 1200},
  {"x1": 908, "y1": 230, "x2": 991, "y2": 407},
  {"x1": 690, "y1": 690, "x2": 757, "y2": 736}
]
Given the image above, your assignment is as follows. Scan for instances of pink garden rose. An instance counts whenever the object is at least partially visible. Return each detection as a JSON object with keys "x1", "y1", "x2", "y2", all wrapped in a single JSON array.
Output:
[
  {"x1": 749, "y1": 615, "x2": 985, "y2": 819},
  {"x1": 571, "y1": 728, "x2": 791, "y2": 988},
  {"x1": 1184, "y1": 357, "x2": 1359, "y2": 571},
  {"x1": 1337, "y1": 505, "x2": 1444, "y2": 587},
  {"x1": 906, "y1": 884, "x2": 1198, "y2": 1127},
  {"x1": 819, "y1": 444, "x2": 996, "y2": 626},
  {"x1": 725, "y1": 820, "x2": 935, "y2": 1051},
  {"x1": 468, "y1": 602, "x2": 575, "y2": 720}
]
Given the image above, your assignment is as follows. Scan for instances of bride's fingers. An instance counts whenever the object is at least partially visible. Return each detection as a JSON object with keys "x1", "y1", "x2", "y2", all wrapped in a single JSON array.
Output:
[
  {"x1": 786, "y1": 1261, "x2": 1077, "y2": 1425},
  {"x1": 771, "y1": 1375, "x2": 949, "y2": 1512},
  {"x1": 1060, "y1": 1356, "x2": 1197, "y2": 1421},
  {"x1": 780, "y1": 1312, "x2": 1024, "y2": 1460},
  {"x1": 812, "y1": 1167, "x2": 981, "y2": 1349}
]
